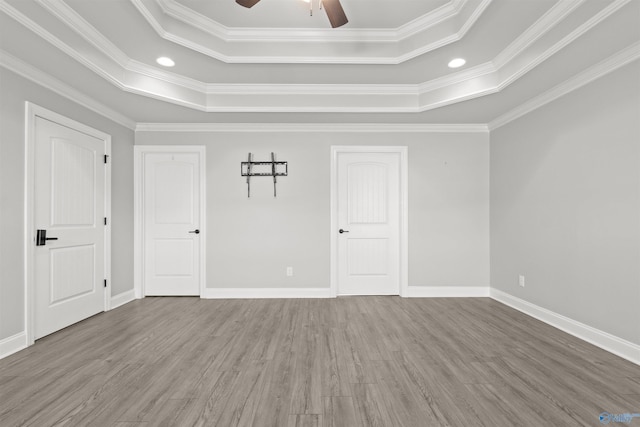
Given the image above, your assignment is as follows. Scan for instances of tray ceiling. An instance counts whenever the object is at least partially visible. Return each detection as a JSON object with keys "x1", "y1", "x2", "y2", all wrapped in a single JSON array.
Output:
[
  {"x1": 0, "y1": 0, "x2": 638, "y2": 125},
  {"x1": 175, "y1": 0, "x2": 452, "y2": 29}
]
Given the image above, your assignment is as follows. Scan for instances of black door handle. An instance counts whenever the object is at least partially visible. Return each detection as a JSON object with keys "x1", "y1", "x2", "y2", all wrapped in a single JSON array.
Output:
[
  {"x1": 189, "y1": 229, "x2": 200, "y2": 234},
  {"x1": 36, "y1": 229, "x2": 58, "y2": 246},
  {"x1": 339, "y1": 229, "x2": 349, "y2": 234}
]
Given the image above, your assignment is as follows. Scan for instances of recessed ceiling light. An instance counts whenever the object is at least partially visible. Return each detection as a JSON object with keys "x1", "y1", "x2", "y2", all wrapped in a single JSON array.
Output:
[
  {"x1": 156, "y1": 57, "x2": 175, "y2": 67},
  {"x1": 448, "y1": 58, "x2": 466, "y2": 68}
]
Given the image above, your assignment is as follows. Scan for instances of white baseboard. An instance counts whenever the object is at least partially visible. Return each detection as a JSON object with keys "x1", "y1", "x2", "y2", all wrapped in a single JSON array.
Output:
[
  {"x1": 201, "y1": 287, "x2": 332, "y2": 299},
  {"x1": 490, "y1": 288, "x2": 640, "y2": 366},
  {"x1": 110, "y1": 289, "x2": 136, "y2": 309},
  {"x1": 0, "y1": 331, "x2": 28, "y2": 360},
  {"x1": 406, "y1": 286, "x2": 490, "y2": 298},
  {"x1": 201, "y1": 286, "x2": 489, "y2": 299}
]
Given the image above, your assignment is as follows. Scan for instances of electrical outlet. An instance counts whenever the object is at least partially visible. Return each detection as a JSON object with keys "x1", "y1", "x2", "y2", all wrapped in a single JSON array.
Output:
[
  {"x1": 519, "y1": 275, "x2": 525, "y2": 287},
  {"x1": 286, "y1": 267, "x2": 293, "y2": 277}
]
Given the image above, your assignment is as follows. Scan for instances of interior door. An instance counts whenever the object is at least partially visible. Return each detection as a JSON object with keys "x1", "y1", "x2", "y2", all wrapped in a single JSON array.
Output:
[
  {"x1": 143, "y1": 152, "x2": 202, "y2": 296},
  {"x1": 336, "y1": 151, "x2": 400, "y2": 295},
  {"x1": 34, "y1": 116, "x2": 106, "y2": 339}
]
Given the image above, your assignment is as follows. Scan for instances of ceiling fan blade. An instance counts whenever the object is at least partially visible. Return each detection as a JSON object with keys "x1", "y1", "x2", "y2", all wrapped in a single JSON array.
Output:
[
  {"x1": 322, "y1": 0, "x2": 348, "y2": 28},
  {"x1": 236, "y1": 0, "x2": 261, "y2": 8}
]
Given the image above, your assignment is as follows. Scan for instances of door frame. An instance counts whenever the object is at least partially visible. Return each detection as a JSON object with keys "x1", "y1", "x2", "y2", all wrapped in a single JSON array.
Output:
[
  {"x1": 330, "y1": 146, "x2": 408, "y2": 298},
  {"x1": 24, "y1": 102, "x2": 112, "y2": 346},
  {"x1": 133, "y1": 145, "x2": 207, "y2": 298}
]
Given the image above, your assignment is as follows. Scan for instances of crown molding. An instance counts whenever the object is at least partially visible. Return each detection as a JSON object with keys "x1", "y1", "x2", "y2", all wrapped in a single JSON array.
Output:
[
  {"x1": 35, "y1": 0, "x2": 129, "y2": 66},
  {"x1": 3, "y1": 0, "x2": 632, "y2": 114},
  {"x1": 488, "y1": 42, "x2": 640, "y2": 131},
  {"x1": 204, "y1": 83, "x2": 417, "y2": 95},
  {"x1": 0, "y1": 50, "x2": 136, "y2": 130},
  {"x1": 158, "y1": 0, "x2": 467, "y2": 43},
  {"x1": 126, "y1": 59, "x2": 206, "y2": 92},
  {"x1": 24, "y1": 0, "x2": 210, "y2": 94},
  {"x1": 393, "y1": 0, "x2": 492, "y2": 66},
  {"x1": 129, "y1": 0, "x2": 170, "y2": 40},
  {"x1": 135, "y1": 123, "x2": 489, "y2": 133},
  {"x1": 5, "y1": 36, "x2": 633, "y2": 135},
  {"x1": 0, "y1": 0, "x2": 126, "y2": 90},
  {"x1": 496, "y1": 0, "x2": 633, "y2": 91},
  {"x1": 132, "y1": 0, "x2": 490, "y2": 64},
  {"x1": 7, "y1": 31, "x2": 631, "y2": 137},
  {"x1": 395, "y1": 0, "x2": 466, "y2": 40},
  {"x1": 0, "y1": 0, "x2": 491, "y2": 112},
  {"x1": 4, "y1": 34, "x2": 633, "y2": 136},
  {"x1": 417, "y1": 62, "x2": 496, "y2": 94},
  {"x1": 493, "y1": 0, "x2": 586, "y2": 69},
  {"x1": 157, "y1": 0, "x2": 227, "y2": 40}
]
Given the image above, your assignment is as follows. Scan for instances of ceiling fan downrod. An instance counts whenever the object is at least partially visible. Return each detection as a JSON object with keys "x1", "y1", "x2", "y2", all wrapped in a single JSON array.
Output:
[{"x1": 309, "y1": 0, "x2": 322, "y2": 17}]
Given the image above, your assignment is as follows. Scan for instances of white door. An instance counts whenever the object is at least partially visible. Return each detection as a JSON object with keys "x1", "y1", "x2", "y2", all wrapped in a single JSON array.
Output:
[
  {"x1": 143, "y1": 152, "x2": 203, "y2": 296},
  {"x1": 34, "y1": 116, "x2": 106, "y2": 339},
  {"x1": 336, "y1": 151, "x2": 401, "y2": 295}
]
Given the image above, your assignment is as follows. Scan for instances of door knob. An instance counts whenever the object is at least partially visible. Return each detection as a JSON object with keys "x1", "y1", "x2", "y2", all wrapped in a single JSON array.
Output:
[
  {"x1": 36, "y1": 229, "x2": 58, "y2": 246},
  {"x1": 339, "y1": 229, "x2": 349, "y2": 234},
  {"x1": 188, "y1": 229, "x2": 200, "y2": 234}
]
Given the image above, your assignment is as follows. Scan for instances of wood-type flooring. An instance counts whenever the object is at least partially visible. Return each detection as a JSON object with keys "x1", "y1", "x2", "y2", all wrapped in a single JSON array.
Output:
[{"x1": 1, "y1": 297, "x2": 638, "y2": 426}]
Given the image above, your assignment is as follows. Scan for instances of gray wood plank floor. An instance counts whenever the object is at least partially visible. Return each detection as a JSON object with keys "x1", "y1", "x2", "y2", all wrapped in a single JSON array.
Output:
[{"x1": 1, "y1": 297, "x2": 638, "y2": 426}]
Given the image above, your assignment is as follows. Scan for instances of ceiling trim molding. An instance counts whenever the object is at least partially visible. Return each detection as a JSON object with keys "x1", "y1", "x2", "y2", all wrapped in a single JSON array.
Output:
[
  {"x1": 3, "y1": 0, "x2": 632, "y2": 114},
  {"x1": 488, "y1": 42, "x2": 640, "y2": 131},
  {"x1": 157, "y1": 0, "x2": 467, "y2": 42},
  {"x1": 0, "y1": 50, "x2": 136, "y2": 130},
  {"x1": 396, "y1": 0, "x2": 466, "y2": 41},
  {"x1": 130, "y1": 0, "x2": 172, "y2": 41},
  {"x1": 135, "y1": 123, "x2": 489, "y2": 133},
  {"x1": 0, "y1": 0, "x2": 489, "y2": 111},
  {"x1": 36, "y1": 0, "x2": 129, "y2": 66},
  {"x1": 126, "y1": 60, "x2": 206, "y2": 92},
  {"x1": 417, "y1": 62, "x2": 496, "y2": 94},
  {"x1": 132, "y1": 0, "x2": 491, "y2": 64},
  {"x1": 157, "y1": 0, "x2": 227, "y2": 40},
  {"x1": 492, "y1": 0, "x2": 586, "y2": 69},
  {"x1": 12, "y1": 0, "x2": 208, "y2": 94},
  {"x1": 393, "y1": 0, "x2": 491, "y2": 66},
  {"x1": 0, "y1": 0, "x2": 126, "y2": 90},
  {"x1": 204, "y1": 83, "x2": 418, "y2": 95},
  {"x1": 495, "y1": 0, "x2": 633, "y2": 92}
]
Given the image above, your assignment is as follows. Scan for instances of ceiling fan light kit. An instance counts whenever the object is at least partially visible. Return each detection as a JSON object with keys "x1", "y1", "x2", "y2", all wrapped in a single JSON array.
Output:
[
  {"x1": 235, "y1": 0, "x2": 262, "y2": 8},
  {"x1": 235, "y1": 0, "x2": 348, "y2": 28}
]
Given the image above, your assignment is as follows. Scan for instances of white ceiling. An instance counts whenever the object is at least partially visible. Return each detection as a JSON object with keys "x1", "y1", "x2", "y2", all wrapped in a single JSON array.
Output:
[
  {"x1": 176, "y1": 0, "x2": 452, "y2": 29},
  {"x1": 0, "y1": 0, "x2": 639, "y2": 127}
]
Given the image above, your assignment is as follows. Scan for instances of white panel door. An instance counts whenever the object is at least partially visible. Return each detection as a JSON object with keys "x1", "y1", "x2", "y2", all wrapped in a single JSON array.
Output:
[
  {"x1": 34, "y1": 117, "x2": 106, "y2": 339},
  {"x1": 337, "y1": 152, "x2": 400, "y2": 295},
  {"x1": 143, "y1": 153, "x2": 202, "y2": 295}
]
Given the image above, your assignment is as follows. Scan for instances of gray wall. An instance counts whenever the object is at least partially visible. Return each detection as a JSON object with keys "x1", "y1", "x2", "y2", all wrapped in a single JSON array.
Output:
[
  {"x1": 136, "y1": 131, "x2": 490, "y2": 289},
  {"x1": 490, "y1": 62, "x2": 640, "y2": 345},
  {"x1": 0, "y1": 68, "x2": 135, "y2": 341},
  {"x1": 3, "y1": 59, "x2": 636, "y2": 351}
]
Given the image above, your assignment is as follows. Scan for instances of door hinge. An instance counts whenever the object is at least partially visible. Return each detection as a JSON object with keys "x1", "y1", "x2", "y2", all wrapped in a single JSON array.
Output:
[
  {"x1": 104, "y1": 217, "x2": 107, "y2": 225},
  {"x1": 104, "y1": 279, "x2": 107, "y2": 288},
  {"x1": 104, "y1": 154, "x2": 109, "y2": 164}
]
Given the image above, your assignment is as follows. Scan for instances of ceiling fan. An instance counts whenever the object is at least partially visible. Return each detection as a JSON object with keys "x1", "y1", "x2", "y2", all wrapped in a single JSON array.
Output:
[{"x1": 236, "y1": 0, "x2": 349, "y2": 28}]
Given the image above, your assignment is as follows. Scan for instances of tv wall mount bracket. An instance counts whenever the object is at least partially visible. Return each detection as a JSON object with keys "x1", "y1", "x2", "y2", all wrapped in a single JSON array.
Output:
[{"x1": 241, "y1": 152, "x2": 288, "y2": 198}]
